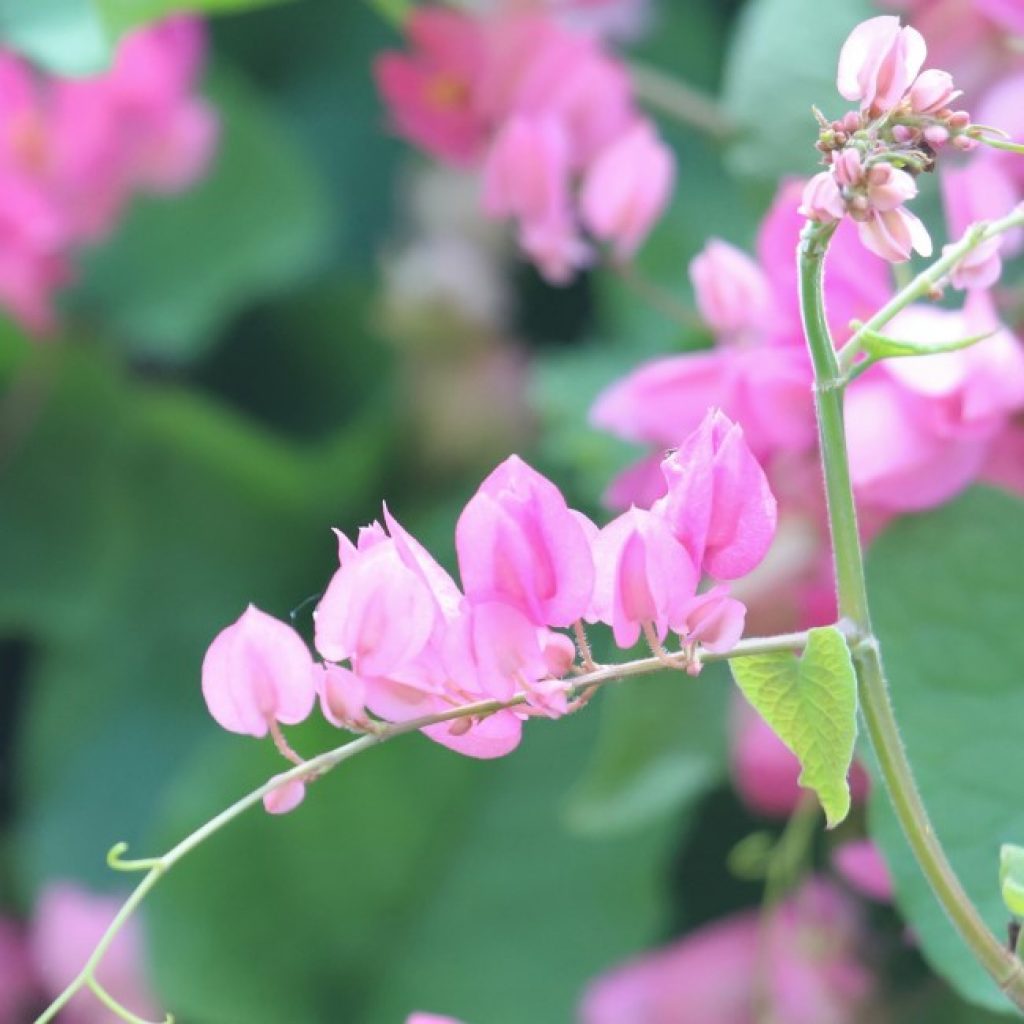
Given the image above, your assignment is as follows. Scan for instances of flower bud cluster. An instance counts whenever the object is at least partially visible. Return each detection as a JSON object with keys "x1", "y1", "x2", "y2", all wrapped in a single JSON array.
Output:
[
  {"x1": 201, "y1": 409, "x2": 777, "y2": 810},
  {"x1": 801, "y1": 16, "x2": 977, "y2": 263}
]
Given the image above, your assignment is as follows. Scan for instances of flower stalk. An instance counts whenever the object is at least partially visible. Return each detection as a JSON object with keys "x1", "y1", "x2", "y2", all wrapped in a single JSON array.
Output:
[
  {"x1": 798, "y1": 219, "x2": 1024, "y2": 1012},
  {"x1": 32, "y1": 629, "x2": 810, "y2": 1024}
]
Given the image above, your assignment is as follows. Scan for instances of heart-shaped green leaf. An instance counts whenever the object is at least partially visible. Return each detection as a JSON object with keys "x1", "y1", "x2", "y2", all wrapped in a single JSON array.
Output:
[{"x1": 730, "y1": 625, "x2": 858, "y2": 828}]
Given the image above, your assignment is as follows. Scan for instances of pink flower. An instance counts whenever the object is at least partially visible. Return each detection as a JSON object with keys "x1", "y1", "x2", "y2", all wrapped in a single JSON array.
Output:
[
  {"x1": 587, "y1": 506, "x2": 698, "y2": 648},
  {"x1": 375, "y1": 9, "x2": 488, "y2": 166},
  {"x1": 832, "y1": 839, "x2": 895, "y2": 903},
  {"x1": 652, "y1": 409, "x2": 777, "y2": 581},
  {"x1": 407, "y1": 1014, "x2": 466, "y2": 1024},
  {"x1": 846, "y1": 297, "x2": 1024, "y2": 511},
  {"x1": 456, "y1": 454, "x2": 595, "y2": 627},
  {"x1": 317, "y1": 662, "x2": 369, "y2": 730},
  {"x1": 315, "y1": 522, "x2": 440, "y2": 677},
  {"x1": 863, "y1": 163, "x2": 917, "y2": 211},
  {"x1": 675, "y1": 585, "x2": 747, "y2": 653},
  {"x1": 580, "y1": 878, "x2": 873, "y2": 1024},
  {"x1": 519, "y1": 213, "x2": 592, "y2": 283},
  {"x1": 856, "y1": 205, "x2": 932, "y2": 262},
  {"x1": 798, "y1": 170, "x2": 845, "y2": 223},
  {"x1": 201, "y1": 605, "x2": 317, "y2": 738},
  {"x1": 30, "y1": 883, "x2": 158, "y2": 1024},
  {"x1": 908, "y1": 68, "x2": 961, "y2": 113},
  {"x1": 941, "y1": 160, "x2": 1022, "y2": 256},
  {"x1": 946, "y1": 235, "x2": 1003, "y2": 290},
  {"x1": 579, "y1": 119, "x2": 675, "y2": 261},
  {"x1": 688, "y1": 238, "x2": 773, "y2": 342},
  {"x1": 837, "y1": 16, "x2": 927, "y2": 115},
  {"x1": 0, "y1": 918, "x2": 36, "y2": 1022},
  {"x1": 482, "y1": 114, "x2": 571, "y2": 224},
  {"x1": 263, "y1": 779, "x2": 307, "y2": 816}
]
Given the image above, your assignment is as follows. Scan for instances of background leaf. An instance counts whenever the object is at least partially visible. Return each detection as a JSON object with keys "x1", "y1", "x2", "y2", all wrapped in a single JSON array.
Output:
[{"x1": 867, "y1": 487, "x2": 1024, "y2": 1016}]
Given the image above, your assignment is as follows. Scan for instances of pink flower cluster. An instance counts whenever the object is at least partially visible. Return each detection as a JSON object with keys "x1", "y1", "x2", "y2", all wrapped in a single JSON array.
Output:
[
  {"x1": 579, "y1": 879, "x2": 874, "y2": 1024},
  {"x1": 800, "y1": 16, "x2": 977, "y2": 262},
  {"x1": 201, "y1": 409, "x2": 776, "y2": 807},
  {"x1": 595, "y1": 173, "x2": 1024, "y2": 542},
  {"x1": 0, "y1": 17, "x2": 216, "y2": 333},
  {"x1": 375, "y1": 5, "x2": 674, "y2": 282},
  {"x1": 0, "y1": 883, "x2": 155, "y2": 1024}
]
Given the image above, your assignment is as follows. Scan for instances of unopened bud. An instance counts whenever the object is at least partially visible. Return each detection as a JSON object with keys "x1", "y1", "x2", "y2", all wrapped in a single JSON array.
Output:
[
  {"x1": 892, "y1": 125, "x2": 917, "y2": 144},
  {"x1": 952, "y1": 135, "x2": 977, "y2": 152},
  {"x1": 909, "y1": 69, "x2": 961, "y2": 114},
  {"x1": 924, "y1": 125, "x2": 950, "y2": 147},
  {"x1": 948, "y1": 110, "x2": 972, "y2": 130},
  {"x1": 834, "y1": 148, "x2": 864, "y2": 187},
  {"x1": 842, "y1": 111, "x2": 862, "y2": 133}
]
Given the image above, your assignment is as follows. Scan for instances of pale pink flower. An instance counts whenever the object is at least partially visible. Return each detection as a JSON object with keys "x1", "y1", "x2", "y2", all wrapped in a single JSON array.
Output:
[
  {"x1": 519, "y1": 214, "x2": 592, "y2": 283},
  {"x1": 832, "y1": 839, "x2": 895, "y2": 903},
  {"x1": 864, "y1": 163, "x2": 917, "y2": 211},
  {"x1": 375, "y1": 8, "x2": 489, "y2": 166},
  {"x1": 908, "y1": 68, "x2": 961, "y2": 113},
  {"x1": 262, "y1": 779, "x2": 307, "y2": 816},
  {"x1": 579, "y1": 119, "x2": 675, "y2": 261},
  {"x1": 946, "y1": 235, "x2": 1003, "y2": 290},
  {"x1": 580, "y1": 878, "x2": 873, "y2": 1024},
  {"x1": 675, "y1": 585, "x2": 747, "y2": 653},
  {"x1": 202, "y1": 605, "x2": 317, "y2": 738},
  {"x1": 317, "y1": 662, "x2": 369, "y2": 730},
  {"x1": 837, "y1": 16, "x2": 927, "y2": 114},
  {"x1": 856, "y1": 205, "x2": 932, "y2": 262},
  {"x1": 456, "y1": 454, "x2": 595, "y2": 627},
  {"x1": 31, "y1": 883, "x2": 158, "y2": 1024},
  {"x1": 798, "y1": 170, "x2": 845, "y2": 223},
  {"x1": 587, "y1": 506, "x2": 698, "y2": 648},
  {"x1": 653, "y1": 409, "x2": 777, "y2": 581},
  {"x1": 407, "y1": 1014, "x2": 467, "y2": 1024},
  {"x1": 688, "y1": 238, "x2": 773, "y2": 341}
]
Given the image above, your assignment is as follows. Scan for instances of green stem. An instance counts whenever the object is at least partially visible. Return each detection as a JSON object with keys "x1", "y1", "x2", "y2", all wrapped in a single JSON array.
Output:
[
  {"x1": 838, "y1": 205, "x2": 1024, "y2": 373},
  {"x1": 629, "y1": 61, "x2": 734, "y2": 141},
  {"x1": 32, "y1": 629, "x2": 809, "y2": 1024},
  {"x1": 798, "y1": 220, "x2": 1024, "y2": 1012}
]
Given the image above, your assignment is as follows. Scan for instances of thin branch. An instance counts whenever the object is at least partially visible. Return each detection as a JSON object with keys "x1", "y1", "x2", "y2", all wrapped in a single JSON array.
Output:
[
  {"x1": 32, "y1": 629, "x2": 810, "y2": 1024},
  {"x1": 629, "y1": 60, "x2": 734, "y2": 141}
]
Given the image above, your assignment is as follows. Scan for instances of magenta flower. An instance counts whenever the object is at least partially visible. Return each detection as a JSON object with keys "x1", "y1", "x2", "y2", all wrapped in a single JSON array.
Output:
[
  {"x1": 456, "y1": 454, "x2": 595, "y2": 628},
  {"x1": 675, "y1": 585, "x2": 747, "y2": 654},
  {"x1": 579, "y1": 118, "x2": 675, "y2": 261},
  {"x1": 836, "y1": 15, "x2": 927, "y2": 115},
  {"x1": 375, "y1": 8, "x2": 488, "y2": 166},
  {"x1": 201, "y1": 604, "x2": 317, "y2": 738}
]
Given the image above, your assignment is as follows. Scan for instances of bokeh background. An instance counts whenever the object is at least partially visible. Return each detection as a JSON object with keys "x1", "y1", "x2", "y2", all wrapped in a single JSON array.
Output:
[{"x1": 1, "y1": 0, "x2": 1022, "y2": 1021}]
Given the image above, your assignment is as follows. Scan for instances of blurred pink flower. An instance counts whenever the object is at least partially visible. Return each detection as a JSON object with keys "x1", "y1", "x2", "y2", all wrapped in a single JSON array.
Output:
[
  {"x1": 0, "y1": 918, "x2": 37, "y2": 1023},
  {"x1": 846, "y1": 296, "x2": 1024, "y2": 512},
  {"x1": 580, "y1": 878, "x2": 874, "y2": 1024},
  {"x1": 833, "y1": 839, "x2": 895, "y2": 903},
  {"x1": 30, "y1": 883, "x2": 157, "y2": 1024},
  {"x1": 407, "y1": 1014, "x2": 466, "y2": 1024},
  {"x1": 579, "y1": 119, "x2": 675, "y2": 261},
  {"x1": 375, "y1": 8, "x2": 489, "y2": 165},
  {"x1": 689, "y1": 238, "x2": 774, "y2": 343}
]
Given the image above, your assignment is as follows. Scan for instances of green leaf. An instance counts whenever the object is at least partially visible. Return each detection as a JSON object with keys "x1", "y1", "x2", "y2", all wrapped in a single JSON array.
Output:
[
  {"x1": 860, "y1": 325, "x2": 995, "y2": 361},
  {"x1": 565, "y1": 663, "x2": 729, "y2": 836},
  {"x1": 729, "y1": 626, "x2": 858, "y2": 828},
  {"x1": 97, "y1": 0, "x2": 293, "y2": 38},
  {"x1": 722, "y1": 0, "x2": 873, "y2": 182},
  {"x1": 867, "y1": 487, "x2": 1024, "y2": 1014},
  {"x1": 71, "y1": 65, "x2": 331, "y2": 362},
  {"x1": 1000, "y1": 845, "x2": 1024, "y2": 918}
]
